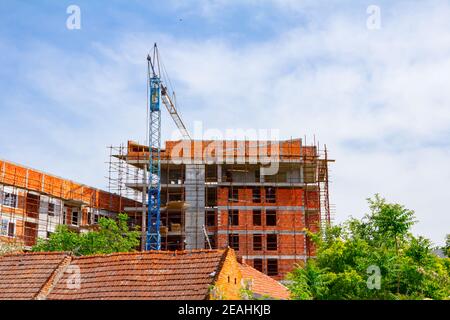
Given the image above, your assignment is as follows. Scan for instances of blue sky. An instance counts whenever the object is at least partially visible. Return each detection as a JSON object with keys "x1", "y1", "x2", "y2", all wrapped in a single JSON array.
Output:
[{"x1": 1, "y1": 0, "x2": 450, "y2": 245}]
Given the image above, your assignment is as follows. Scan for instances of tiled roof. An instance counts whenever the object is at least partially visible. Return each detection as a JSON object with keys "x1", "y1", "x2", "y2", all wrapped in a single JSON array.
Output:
[
  {"x1": 48, "y1": 250, "x2": 226, "y2": 300},
  {"x1": 0, "y1": 252, "x2": 68, "y2": 300},
  {"x1": 239, "y1": 263, "x2": 291, "y2": 300},
  {"x1": 0, "y1": 250, "x2": 291, "y2": 300}
]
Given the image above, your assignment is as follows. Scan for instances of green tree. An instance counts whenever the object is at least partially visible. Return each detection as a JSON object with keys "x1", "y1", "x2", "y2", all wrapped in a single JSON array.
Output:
[
  {"x1": 287, "y1": 195, "x2": 450, "y2": 300},
  {"x1": 445, "y1": 235, "x2": 450, "y2": 258},
  {"x1": 32, "y1": 213, "x2": 140, "y2": 255}
]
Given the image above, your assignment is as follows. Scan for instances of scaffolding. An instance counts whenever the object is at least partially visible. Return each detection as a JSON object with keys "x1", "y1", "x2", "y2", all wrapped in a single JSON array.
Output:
[
  {"x1": 0, "y1": 159, "x2": 126, "y2": 249},
  {"x1": 106, "y1": 138, "x2": 334, "y2": 279},
  {"x1": 220, "y1": 138, "x2": 334, "y2": 277},
  {"x1": 107, "y1": 142, "x2": 193, "y2": 251}
]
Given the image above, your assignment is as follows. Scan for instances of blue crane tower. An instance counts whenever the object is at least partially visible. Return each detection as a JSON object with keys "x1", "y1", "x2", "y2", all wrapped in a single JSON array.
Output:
[
  {"x1": 146, "y1": 45, "x2": 162, "y2": 250},
  {"x1": 145, "y1": 44, "x2": 191, "y2": 251}
]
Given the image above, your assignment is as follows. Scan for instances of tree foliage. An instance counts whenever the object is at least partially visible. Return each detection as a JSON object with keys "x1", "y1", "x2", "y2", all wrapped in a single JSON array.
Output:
[
  {"x1": 32, "y1": 213, "x2": 140, "y2": 255},
  {"x1": 287, "y1": 195, "x2": 450, "y2": 300},
  {"x1": 445, "y1": 234, "x2": 450, "y2": 258}
]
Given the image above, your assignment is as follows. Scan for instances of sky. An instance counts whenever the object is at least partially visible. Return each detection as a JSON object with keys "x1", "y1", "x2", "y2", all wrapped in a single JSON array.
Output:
[{"x1": 0, "y1": 0, "x2": 449, "y2": 245}]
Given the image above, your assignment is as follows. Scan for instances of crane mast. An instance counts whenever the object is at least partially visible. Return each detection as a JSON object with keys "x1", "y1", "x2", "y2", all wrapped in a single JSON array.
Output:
[
  {"x1": 145, "y1": 44, "x2": 191, "y2": 251},
  {"x1": 146, "y1": 45, "x2": 162, "y2": 250}
]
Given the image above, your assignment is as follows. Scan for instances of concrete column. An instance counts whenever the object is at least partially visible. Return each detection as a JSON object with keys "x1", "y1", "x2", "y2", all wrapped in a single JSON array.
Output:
[
  {"x1": 217, "y1": 164, "x2": 222, "y2": 182},
  {"x1": 184, "y1": 164, "x2": 205, "y2": 250}
]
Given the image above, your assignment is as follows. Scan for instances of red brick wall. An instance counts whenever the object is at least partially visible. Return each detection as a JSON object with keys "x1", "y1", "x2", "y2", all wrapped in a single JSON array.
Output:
[
  {"x1": 0, "y1": 160, "x2": 138, "y2": 213},
  {"x1": 212, "y1": 249, "x2": 242, "y2": 300},
  {"x1": 215, "y1": 186, "x2": 316, "y2": 279},
  {"x1": 217, "y1": 187, "x2": 303, "y2": 207}
]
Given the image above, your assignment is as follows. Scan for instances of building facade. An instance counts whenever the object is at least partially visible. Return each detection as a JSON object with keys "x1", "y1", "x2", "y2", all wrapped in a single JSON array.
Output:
[
  {"x1": 0, "y1": 159, "x2": 137, "y2": 249},
  {"x1": 110, "y1": 139, "x2": 332, "y2": 280}
]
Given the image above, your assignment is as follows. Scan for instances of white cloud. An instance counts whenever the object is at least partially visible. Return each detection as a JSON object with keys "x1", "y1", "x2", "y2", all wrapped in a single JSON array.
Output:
[{"x1": 1, "y1": 1, "x2": 450, "y2": 245}]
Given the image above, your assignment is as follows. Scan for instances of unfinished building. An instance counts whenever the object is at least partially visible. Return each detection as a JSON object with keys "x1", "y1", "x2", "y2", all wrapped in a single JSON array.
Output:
[
  {"x1": 109, "y1": 138, "x2": 333, "y2": 280},
  {"x1": 0, "y1": 159, "x2": 138, "y2": 249}
]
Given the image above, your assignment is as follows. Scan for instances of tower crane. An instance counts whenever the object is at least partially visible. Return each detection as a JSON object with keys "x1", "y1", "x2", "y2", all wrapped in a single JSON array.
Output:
[{"x1": 146, "y1": 43, "x2": 191, "y2": 250}]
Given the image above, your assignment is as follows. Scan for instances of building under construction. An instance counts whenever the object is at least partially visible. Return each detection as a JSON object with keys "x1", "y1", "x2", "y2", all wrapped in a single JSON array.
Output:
[
  {"x1": 108, "y1": 138, "x2": 333, "y2": 280},
  {"x1": 0, "y1": 159, "x2": 138, "y2": 249}
]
